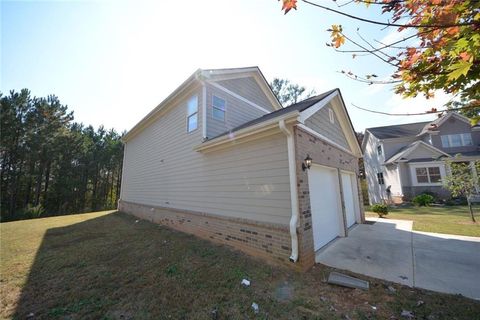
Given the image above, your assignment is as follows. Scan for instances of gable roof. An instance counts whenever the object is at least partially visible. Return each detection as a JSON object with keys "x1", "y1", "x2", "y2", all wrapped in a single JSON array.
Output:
[
  {"x1": 205, "y1": 89, "x2": 337, "y2": 141},
  {"x1": 123, "y1": 66, "x2": 281, "y2": 142},
  {"x1": 198, "y1": 88, "x2": 363, "y2": 157},
  {"x1": 385, "y1": 140, "x2": 450, "y2": 164},
  {"x1": 201, "y1": 66, "x2": 283, "y2": 111}
]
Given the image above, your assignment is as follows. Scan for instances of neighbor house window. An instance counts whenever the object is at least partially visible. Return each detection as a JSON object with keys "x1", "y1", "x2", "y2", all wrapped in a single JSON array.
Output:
[
  {"x1": 377, "y1": 172, "x2": 384, "y2": 185},
  {"x1": 212, "y1": 95, "x2": 226, "y2": 121},
  {"x1": 187, "y1": 95, "x2": 198, "y2": 133},
  {"x1": 328, "y1": 108, "x2": 334, "y2": 124},
  {"x1": 441, "y1": 133, "x2": 473, "y2": 148},
  {"x1": 377, "y1": 145, "x2": 383, "y2": 156},
  {"x1": 415, "y1": 166, "x2": 441, "y2": 183}
]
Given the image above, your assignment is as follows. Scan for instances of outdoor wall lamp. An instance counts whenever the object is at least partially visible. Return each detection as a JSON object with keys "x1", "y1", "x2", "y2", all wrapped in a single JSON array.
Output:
[{"x1": 302, "y1": 154, "x2": 312, "y2": 171}]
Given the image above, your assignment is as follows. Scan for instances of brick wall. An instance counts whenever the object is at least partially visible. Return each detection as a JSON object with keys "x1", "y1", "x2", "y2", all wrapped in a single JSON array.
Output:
[
  {"x1": 294, "y1": 126, "x2": 364, "y2": 268},
  {"x1": 118, "y1": 200, "x2": 303, "y2": 269}
]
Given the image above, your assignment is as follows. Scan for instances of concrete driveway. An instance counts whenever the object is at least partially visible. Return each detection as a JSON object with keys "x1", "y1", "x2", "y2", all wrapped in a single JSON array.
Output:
[{"x1": 316, "y1": 218, "x2": 480, "y2": 300}]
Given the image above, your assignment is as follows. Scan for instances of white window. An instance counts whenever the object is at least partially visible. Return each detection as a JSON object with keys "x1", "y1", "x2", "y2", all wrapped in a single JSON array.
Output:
[
  {"x1": 328, "y1": 108, "x2": 334, "y2": 124},
  {"x1": 415, "y1": 166, "x2": 441, "y2": 183},
  {"x1": 212, "y1": 95, "x2": 226, "y2": 121},
  {"x1": 377, "y1": 145, "x2": 383, "y2": 156},
  {"x1": 186, "y1": 95, "x2": 198, "y2": 133},
  {"x1": 377, "y1": 172, "x2": 384, "y2": 185},
  {"x1": 440, "y1": 133, "x2": 473, "y2": 148}
]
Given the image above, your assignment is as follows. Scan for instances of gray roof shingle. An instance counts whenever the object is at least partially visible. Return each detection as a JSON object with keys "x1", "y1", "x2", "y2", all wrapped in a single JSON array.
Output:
[{"x1": 367, "y1": 121, "x2": 431, "y2": 139}]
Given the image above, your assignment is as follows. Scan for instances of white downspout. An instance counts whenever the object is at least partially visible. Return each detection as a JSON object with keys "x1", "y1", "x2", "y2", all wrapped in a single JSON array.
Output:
[{"x1": 279, "y1": 120, "x2": 299, "y2": 262}]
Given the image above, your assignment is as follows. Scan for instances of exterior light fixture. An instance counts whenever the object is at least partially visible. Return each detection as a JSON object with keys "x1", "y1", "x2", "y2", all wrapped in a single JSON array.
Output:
[{"x1": 302, "y1": 154, "x2": 312, "y2": 171}]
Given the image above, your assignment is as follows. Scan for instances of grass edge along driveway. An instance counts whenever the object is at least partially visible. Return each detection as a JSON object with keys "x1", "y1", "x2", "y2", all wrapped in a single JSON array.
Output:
[{"x1": 366, "y1": 205, "x2": 480, "y2": 237}]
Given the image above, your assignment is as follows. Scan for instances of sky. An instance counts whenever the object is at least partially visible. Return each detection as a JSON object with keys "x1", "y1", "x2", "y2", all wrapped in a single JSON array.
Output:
[{"x1": 1, "y1": 0, "x2": 451, "y2": 133}]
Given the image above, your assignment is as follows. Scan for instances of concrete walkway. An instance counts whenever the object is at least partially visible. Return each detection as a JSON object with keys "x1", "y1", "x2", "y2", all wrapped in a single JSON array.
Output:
[{"x1": 316, "y1": 218, "x2": 480, "y2": 300}]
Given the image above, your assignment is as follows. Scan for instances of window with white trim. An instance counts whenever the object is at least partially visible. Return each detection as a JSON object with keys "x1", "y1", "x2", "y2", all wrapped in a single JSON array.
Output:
[
  {"x1": 186, "y1": 95, "x2": 198, "y2": 133},
  {"x1": 212, "y1": 95, "x2": 226, "y2": 121},
  {"x1": 328, "y1": 108, "x2": 334, "y2": 124},
  {"x1": 440, "y1": 133, "x2": 473, "y2": 148},
  {"x1": 377, "y1": 172, "x2": 384, "y2": 185},
  {"x1": 415, "y1": 166, "x2": 441, "y2": 183}
]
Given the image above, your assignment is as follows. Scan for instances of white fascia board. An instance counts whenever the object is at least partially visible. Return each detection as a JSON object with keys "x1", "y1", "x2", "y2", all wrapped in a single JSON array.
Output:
[
  {"x1": 202, "y1": 82, "x2": 207, "y2": 139},
  {"x1": 206, "y1": 81, "x2": 271, "y2": 114},
  {"x1": 195, "y1": 111, "x2": 299, "y2": 152},
  {"x1": 297, "y1": 124, "x2": 357, "y2": 157},
  {"x1": 435, "y1": 112, "x2": 471, "y2": 127},
  {"x1": 123, "y1": 70, "x2": 201, "y2": 142},
  {"x1": 298, "y1": 91, "x2": 338, "y2": 123}
]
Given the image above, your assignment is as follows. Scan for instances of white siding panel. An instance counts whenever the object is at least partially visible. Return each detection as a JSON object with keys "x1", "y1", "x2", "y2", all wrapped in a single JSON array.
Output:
[
  {"x1": 216, "y1": 77, "x2": 275, "y2": 111},
  {"x1": 206, "y1": 83, "x2": 266, "y2": 139},
  {"x1": 121, "y1": 88, "x2": 292, "y2": 225},
  {"x1": 305, "y1": 103, "x2": 350, "y2": 150}
]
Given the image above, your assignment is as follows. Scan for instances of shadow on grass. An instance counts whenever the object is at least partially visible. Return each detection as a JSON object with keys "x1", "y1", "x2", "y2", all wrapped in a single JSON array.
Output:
[
  {"x1": 11, "y1": 211, "x2": 289, "y2": 319},
  {"x1": 12, "y1": 212, "x2": 480, "y2": 319}
]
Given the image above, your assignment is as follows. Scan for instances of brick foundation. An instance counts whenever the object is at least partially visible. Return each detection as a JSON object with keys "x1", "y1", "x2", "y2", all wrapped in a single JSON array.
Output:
[{"x1": 118, "y1": 200, "x2": 308, "y2": 270}]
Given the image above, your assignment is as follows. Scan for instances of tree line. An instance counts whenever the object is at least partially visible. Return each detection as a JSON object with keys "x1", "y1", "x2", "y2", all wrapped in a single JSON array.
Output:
[{"x1": 1, "y1": 89, "x2": 124, "y2": 221}]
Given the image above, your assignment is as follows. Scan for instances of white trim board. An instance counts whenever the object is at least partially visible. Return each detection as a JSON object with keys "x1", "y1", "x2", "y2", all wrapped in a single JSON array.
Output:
[
  {"x1": 206, "y1": 81, "x2": 271, "y2": 114},
  {"x1": 298, "y1": 91, "x2": 338, "y2": 123},
  {"x1": 297, "y1": 124, "x2": 355, "y2": 157},
  {"x1": 202, "y1": 82, "x2": 207, "y2": 139}
]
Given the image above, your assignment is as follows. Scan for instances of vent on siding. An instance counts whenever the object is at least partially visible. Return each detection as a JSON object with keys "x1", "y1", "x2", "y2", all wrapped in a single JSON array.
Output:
[{"x1": 328, "y1": 108, "x2": 335, "y2": 124}]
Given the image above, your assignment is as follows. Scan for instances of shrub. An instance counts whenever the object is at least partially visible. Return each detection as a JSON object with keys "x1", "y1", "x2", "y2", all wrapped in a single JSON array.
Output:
[
  {"x1": 23, "y1": 204, "x2": 45, "y2": 219},
  {"x1": 371, "y1": 203, "x2": 388, "y2": 218},
  {"x1": 412, "y1": 193, "x2": 435, "y2": 207}
]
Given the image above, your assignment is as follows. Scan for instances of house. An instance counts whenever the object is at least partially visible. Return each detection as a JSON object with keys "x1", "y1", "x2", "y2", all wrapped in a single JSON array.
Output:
[
  {"x1": 119, "y1": 67, "x2": 364, "y2": 270},
  {"x1": 363, "y1": 112, "x2": 480, "y2": 204}
]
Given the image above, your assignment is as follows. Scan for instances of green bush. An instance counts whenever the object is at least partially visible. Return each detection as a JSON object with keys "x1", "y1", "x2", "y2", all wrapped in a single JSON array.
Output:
[
  {"x1": 23, "y1": 204, "x2": 45, "y2": 219},
  {"x1": 412, "y1": 194, "x2": 435, "y2": 207},
  {"x1": 371, "y1": 203, "x2": 388, "y2": 218}
]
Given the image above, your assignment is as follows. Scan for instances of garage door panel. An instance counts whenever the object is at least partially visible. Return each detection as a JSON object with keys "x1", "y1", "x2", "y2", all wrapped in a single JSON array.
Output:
[
  {"x1": 308, "y1": 165, "x2": 342, "y2": 251},
  {"x1": 341, "y1": 172, "x2": 356, "y2": 228}
]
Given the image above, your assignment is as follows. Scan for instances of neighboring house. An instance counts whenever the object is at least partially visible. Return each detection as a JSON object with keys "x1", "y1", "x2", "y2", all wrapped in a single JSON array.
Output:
[
  {"x1": 363, "y1": 112, "x2": 480, "y2": 204},
  {"x1": 119, "y1": 67, "x2": 364, "y2": 270}
]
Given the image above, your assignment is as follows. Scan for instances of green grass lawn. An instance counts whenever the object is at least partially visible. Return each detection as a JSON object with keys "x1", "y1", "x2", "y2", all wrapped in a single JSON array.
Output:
[
  {"x1": 365, "y1": 205, "x2": 480, "y2": 237},
  {"x1": 1, "y1": 211, "x2": 479, "y2": 319}
]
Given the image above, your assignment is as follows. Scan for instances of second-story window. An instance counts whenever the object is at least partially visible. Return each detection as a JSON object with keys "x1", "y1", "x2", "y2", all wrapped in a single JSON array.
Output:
[
  {"x1": 377, "y1": 145, "x2": 383, "y2": 156},
  {"x1": 441, "y1": 133, "x2": 472, "y2": 148},
  {"x1": 212, "y1": 95, "x2": 226, "y2": 121},
  {"x1": 187, "y1": 95, "x2": 198, "y2": 133}
]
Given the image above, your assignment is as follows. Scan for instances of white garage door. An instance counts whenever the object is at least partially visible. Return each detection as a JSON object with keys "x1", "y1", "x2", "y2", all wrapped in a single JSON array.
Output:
[
  {"x1": 308, "y1": 165, "x2": 343, "y2": 251},
  {"x1": 341, "y1": 172, "x2": 357, "y2": 228}
]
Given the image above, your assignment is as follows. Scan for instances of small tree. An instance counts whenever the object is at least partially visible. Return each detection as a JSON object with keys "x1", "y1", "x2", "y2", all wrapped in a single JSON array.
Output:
[
  {"x1": 443, "y1": 160, "x2": 479, "y2": 222},
  {"x1": 270, "y1": 78, "x2": 316, "y2": 107}
]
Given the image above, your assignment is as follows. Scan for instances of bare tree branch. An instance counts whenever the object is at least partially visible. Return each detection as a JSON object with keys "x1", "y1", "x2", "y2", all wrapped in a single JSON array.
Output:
[{"x1": 303, "y1": 0, "x2": 478, "y2": 28}]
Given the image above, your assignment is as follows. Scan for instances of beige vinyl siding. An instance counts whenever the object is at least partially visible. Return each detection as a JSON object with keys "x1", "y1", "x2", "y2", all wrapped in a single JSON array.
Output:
[
  {"x1": 305, "y1": 103, "x2": 350, "y2": 150},
  {"x1": 216, "y1": 76, "x2": 276, "y2": 112},
  {"x1": 121, "y1": 88, "x2": 292, "y2": 225},
  {"x1": 206, "y1": 83, "x2": 267, "y2": 139}
]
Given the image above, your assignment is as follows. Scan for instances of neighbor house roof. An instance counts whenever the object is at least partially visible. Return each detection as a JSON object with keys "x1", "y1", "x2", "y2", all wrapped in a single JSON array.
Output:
[
  {"x1": 205, "y1": 89, "x2": 337, "y2": 141},
  {"x1": 367, "y1": 121, "x2": 431, "y2": 140}
]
